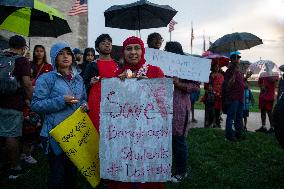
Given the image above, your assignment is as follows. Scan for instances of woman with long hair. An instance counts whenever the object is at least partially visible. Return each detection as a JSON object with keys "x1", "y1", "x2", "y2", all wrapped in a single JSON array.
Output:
[{"x1": 30, "y1": 45, "x2": 52, "y2": 86}]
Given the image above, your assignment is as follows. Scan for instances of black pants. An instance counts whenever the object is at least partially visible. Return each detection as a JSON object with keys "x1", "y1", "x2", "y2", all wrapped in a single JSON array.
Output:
[{"x1": 48, "y1": 151, "x2": 77, "y2": 189}]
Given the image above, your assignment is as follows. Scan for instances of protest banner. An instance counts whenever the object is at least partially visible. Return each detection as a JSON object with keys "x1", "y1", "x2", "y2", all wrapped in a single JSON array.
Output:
[
  {"x1": 145, "y1": 48, "x2": 211, "y2": 82},
  {"x1": 50, "y1": 108, "x2": 100, "y2": 188},
  {"x1": 100, "y1": 78, "x2": 173, "y2": 182}
]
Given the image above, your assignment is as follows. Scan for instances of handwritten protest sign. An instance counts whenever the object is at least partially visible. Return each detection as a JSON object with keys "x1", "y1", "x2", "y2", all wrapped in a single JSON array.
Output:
[
  {"x1": 145, "y1": 48, "x2": 211, "y2": 82},
  {"x1": 50, "y1": 108, "x2": 100, "y2": 188},
  {"x1": 100, "y1": 78, "x2": 173, "y2": 182}
]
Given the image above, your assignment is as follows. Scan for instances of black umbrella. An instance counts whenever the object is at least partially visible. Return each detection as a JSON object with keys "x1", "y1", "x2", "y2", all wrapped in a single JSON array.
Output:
[
  {"x1": 209, "y1": 32, "x2": 263, "y2": 53},
  {"x1": 0, "y1": 0, "x2": 71, "y2": 37},
  {"x1": 104, "y1": 0, "x2": 177, "y2": 32}
]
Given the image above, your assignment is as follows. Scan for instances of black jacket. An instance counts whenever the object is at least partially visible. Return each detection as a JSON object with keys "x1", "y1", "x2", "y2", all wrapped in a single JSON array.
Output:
[
  {"x1": 273, "y1": 92, "x2": 284, "y2": 149},
  {"x1": 83, "y1": 61, "x2": 99, "y2": 96}
]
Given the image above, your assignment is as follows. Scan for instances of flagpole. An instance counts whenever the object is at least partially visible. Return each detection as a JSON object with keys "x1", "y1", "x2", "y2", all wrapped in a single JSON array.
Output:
[
  {"x1": 190, "y1": 21, "x2": 193, "y2": 55},
  {"x1": 203, "y1": 30, "x2": 206, "y2": 52}
]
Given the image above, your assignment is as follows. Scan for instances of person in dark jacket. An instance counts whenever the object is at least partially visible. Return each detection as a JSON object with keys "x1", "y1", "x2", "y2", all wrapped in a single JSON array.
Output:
[
  {"x1": 79, "y1": 48, "x2": 96, "y2": 77},
  {"x1": 273, "y1": 91, "x2": 284, "y2": 149},
  {"x1": 223, "y1": 53, "x2": 245, "y2": 141},
  {"x1": 277, "y1": 65, "x2": 284, "y2": 101}
]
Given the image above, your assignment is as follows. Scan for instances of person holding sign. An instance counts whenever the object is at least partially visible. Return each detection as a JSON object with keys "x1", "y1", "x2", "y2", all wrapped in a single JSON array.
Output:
[
  {"x1": 31, "y1": 42, "x2": 88, "y2": 189},
  {"x1": 164, "y1": 41, "x2": 199, "y2": 183},
  {"x1": 108, "y1": 36, "x2": 164, "y2": 189}
]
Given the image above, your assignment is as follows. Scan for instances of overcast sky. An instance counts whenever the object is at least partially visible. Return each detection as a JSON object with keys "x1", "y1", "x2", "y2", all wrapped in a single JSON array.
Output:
[{"x1": 89, "y1": 0, "x2": 284, "y2": 65}]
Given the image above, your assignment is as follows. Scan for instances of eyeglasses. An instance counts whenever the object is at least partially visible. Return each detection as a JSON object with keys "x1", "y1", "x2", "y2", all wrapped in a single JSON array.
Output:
[{"x1": 100, "y1": 41, "x2": 112, "y2": 46}]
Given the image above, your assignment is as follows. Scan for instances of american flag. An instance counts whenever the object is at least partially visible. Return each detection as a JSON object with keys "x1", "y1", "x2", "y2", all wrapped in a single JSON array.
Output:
[
  {"x1": 168, "y1": 20, "x2": 178, "y2": 32},
  {"x1": 68, "y1": 0, "x2": 88, "y2": 16}
]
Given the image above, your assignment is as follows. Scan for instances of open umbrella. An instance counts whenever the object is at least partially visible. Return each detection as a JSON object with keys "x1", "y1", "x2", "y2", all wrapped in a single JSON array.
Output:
[
  {"x1": 249, "y1": 60, "x2": 280, "y2": 78},
  {"x1": 104, "y1": 0, "x2": 177, "y2": 34},
  {"x1": 209, "y1": 32, "x2": 263, "y2": 53},
  {"x1": 280, "y1": 65, "x2": 284, "y2": 72},
  {"x1": 0, "y1": 0, "x2": 71, "y2": 37},
  {"x1": 202, "y1": 50, "x2": 229, "y2": 67}
]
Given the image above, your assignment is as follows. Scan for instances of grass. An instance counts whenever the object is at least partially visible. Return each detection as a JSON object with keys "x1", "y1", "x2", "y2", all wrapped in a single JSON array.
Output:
[
  {"x1": 194, "y1": 89, "x2": 260, "y2": 112},
  {"x1": 1, "y1": 128, "x2": 284, "y2": 189}
]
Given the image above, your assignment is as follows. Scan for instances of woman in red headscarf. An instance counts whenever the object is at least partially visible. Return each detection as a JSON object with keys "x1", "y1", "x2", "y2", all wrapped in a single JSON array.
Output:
[{"x1": 108, "y1": 36, "x2": 164, "y2": 189}]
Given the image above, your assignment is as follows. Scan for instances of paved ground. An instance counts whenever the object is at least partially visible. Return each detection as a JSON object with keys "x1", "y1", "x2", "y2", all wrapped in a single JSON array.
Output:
[{"x1": 190, "y1": 109, "x2": 271, "y2": 132}]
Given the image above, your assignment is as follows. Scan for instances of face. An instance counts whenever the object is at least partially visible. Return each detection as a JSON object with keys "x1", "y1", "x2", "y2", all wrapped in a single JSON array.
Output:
[
  {"x1": 34, "y1": 47, "x2": 45, "y2": 59},
  {"x1": 86, "y1": 52, "x2": 95, "y2": 62},
  {"x1": 75, "y1": 54, "x2": 83, "y2": 62},
  {"x1": 56, "y1": 48, "x2": 73, "y2": 69},
  {"x1": 213, "y1": 64, "x2": 220, "y2": 72},
  {"x1": 231, "y1": 58, "x2": 241, "y2": 64},
  {"x1": 124, "y1": 44, "x2": 142, "y2": 65},
  {"x1": 21, "y1": 46, "x2": 28, "y2": 56},
  {"x1": 149, "y1": 37, "x2": 163, "y2": 49},
  {"x1": 97, "y1": 39, "x2": 112, "y2": 55}
]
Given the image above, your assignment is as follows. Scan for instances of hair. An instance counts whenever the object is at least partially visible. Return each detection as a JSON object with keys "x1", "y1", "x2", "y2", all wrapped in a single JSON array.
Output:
[
  {"x1": 9, "y1": 35, "x2": 26, "y2": 49},
  {"x1": 147, "y1": 32, "x2": 163, "y2": 47},
  {"x1": 95, "y1": 34, "x2": 112, "y2": 49},
  {"x1": 32, "y1": 45, "x2": 48, "y2": 64},
  {"x1": 83, "y1": 47, "x2": 96, "y2": 62},
  {"x1": 164, "y1": 41, "x2": 184, "y2": 55}
]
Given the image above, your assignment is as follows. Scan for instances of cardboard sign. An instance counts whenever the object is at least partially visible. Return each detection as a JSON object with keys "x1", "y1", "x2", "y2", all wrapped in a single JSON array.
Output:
[
  {"x1": 145, "y1": 48, "x2": 211, "y2": 82},
  {"x1": 100, "y1": 78, "x2": 173, "y2": 182},
  {"x1": 50, "y1": 108, "x2": 100, "y2": 188}
]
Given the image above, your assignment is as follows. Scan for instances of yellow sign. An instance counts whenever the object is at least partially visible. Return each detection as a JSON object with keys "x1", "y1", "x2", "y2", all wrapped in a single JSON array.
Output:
[{"x1": 50, "y1": 108, "x2": 100, "y2": 188}]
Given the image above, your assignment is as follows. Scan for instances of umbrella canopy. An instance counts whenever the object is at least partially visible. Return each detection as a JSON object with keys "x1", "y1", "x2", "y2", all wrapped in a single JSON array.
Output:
[
  {"x1": 202, "y1": 50, "x2": 229, "y2": 67},
  {"x1": 0, "y1": 0, "x2": 71, "y2": 37},
  {"x1": 249, "y1": 60, "x2": 280, "y2": 78},
  {"x1": 280, "y1": 65, "x2": 284, "y2": 72},
  {"x1": 209, "y1": 32, "x2": 263, "y2": 53},
  {"x1": 104, "y1": 0, "x2": 177, "y2": 31}
]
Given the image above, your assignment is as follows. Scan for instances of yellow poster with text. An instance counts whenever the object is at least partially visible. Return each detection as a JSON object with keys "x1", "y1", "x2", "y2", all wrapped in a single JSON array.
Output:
[{"x1": 50, "y1": 108, "x2": 100, "y2": 188}]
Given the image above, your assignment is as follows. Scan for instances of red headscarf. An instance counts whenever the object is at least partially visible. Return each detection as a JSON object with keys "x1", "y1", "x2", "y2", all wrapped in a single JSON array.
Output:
[{"x1": 122, "y1": 36, "x2": 146, "y2": 71}]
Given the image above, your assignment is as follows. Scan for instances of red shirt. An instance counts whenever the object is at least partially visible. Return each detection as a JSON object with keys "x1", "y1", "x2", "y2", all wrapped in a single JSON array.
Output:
[
  {"x1": 88, "y1": 59, "x2": 119, "y2": 132},
  {"x1": 0, "y1": 52, "x2": 31, "y2": 111},
  {"x1": 31, "y1": 62, "x2": 53, "y2": 86},
  {"x1": 259, "y1": 76, "x2": 277, "y2": 101}
]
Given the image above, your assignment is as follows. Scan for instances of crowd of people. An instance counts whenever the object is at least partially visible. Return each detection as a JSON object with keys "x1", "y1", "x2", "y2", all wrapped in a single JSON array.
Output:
[{"x1": 0, "y1": 32, "x2": 283, "y2": 189}]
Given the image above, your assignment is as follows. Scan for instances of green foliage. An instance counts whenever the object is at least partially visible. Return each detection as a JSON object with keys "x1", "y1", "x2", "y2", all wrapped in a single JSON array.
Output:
[
  {"x1": 194, "y1": 89, "x2": 260, "y2": 112},
  {"x1": 2, "y1": 129, "x2": 283, "y2": 189}
]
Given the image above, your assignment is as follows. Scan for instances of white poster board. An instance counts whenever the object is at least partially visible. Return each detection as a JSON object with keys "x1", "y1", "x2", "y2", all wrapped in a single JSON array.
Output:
[
  {"x1": 145, "y1": 48, "x2": 211, "y2": 82},
  {"x1": 100, "y1": 78, "x2": 173, "y2": 182}
]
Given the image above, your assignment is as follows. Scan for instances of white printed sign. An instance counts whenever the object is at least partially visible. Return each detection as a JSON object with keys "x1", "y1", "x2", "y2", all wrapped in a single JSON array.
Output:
[
  {"x1": 100, "y1": 78, "x2": 173, "y2": 182},
  {"x1": 145, "y1": 48, "x2": 211, "y2": 82}
]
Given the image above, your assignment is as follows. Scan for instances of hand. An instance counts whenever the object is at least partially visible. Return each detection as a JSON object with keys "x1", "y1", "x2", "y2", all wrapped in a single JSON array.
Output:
[
  {"x1": 245, "y1": 71, "x2": 253, "y2": 79},
  {"x1": 64, "y1": 95, "x2": 79, "y2": 105},
  {"x1": 80, "y1": 103, "x2": 90, "y2": 113},
  {"x1": 118, "y1": 71, "x2": 127, "y2": 81},
  {"x1": 90, "y1": 76, "x2": 100, "y2": 85},
  {"x1": 137, "y1": 75, "x2": 148, "y2": 80}
]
